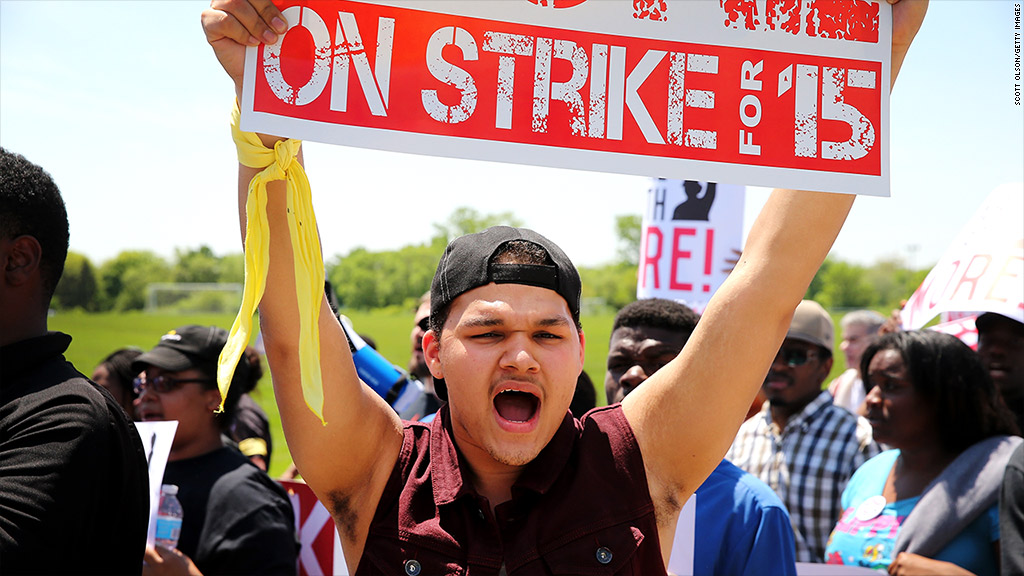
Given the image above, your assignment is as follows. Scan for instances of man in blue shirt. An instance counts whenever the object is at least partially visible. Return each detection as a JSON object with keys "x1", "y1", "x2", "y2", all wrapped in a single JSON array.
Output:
[{"x1": 605, "y1": 298, "x2": 797, "y2": 575}]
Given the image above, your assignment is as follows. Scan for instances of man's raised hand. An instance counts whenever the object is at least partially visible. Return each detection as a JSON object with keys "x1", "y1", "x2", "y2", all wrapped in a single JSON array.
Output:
[
  {"x1": 889, "y1": 0, "x2": 928, "y2": 88},
  {"x1": 201, "y1": 0, "x2": 287, "y2": 94}
]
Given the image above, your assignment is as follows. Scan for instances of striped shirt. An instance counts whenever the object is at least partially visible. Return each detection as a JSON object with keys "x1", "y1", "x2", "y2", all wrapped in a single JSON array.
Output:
[{"x1": 726, "y1": 391, "x2": 880, "y2": 563}]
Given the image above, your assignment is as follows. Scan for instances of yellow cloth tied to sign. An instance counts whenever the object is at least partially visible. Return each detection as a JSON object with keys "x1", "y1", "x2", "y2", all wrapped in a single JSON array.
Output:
[{"x1": 218, "y1": 103, "x2": 326, "y2": 423}]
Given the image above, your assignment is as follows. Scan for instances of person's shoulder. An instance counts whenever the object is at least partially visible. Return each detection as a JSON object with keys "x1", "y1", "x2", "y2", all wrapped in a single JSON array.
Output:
[
  {"x1": 212, "y1": 449, "x2": 291, "y2": 503},
  {"x1": 1009, "y1": 441, "x2": 1024, "y2": 473},
  {"x1": 7, "y1": 369, "x2": 120, "y2": 427},
  {"x1": 854, "y1": 449, "x2": 899, "y2": 478},
  {"x1": 851, "y1": 413, "x2": 877, "y2": 447},
  {"x1": 714, "y1": 459, "x2": 788, "y2": 511},
  {"x1": 578, "y1": 404, "x2": 630, "y2": 437},
  {"x1": 820, "y1": 400, "x2": 867, "y2": 430},
  {"x1": 729, "y1": 411, "x2": 766, "y2": 444}
]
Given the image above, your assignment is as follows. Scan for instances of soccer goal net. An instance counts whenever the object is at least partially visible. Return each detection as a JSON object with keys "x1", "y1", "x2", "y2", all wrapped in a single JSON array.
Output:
[{"x1": 145, "y1": 283, "x2": 243, "y2": 314}]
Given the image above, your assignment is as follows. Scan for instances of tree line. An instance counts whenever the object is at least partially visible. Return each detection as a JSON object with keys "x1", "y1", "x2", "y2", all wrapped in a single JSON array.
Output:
[{"x1": 54, "y1": 207, "x2": 929, "y2": 314}]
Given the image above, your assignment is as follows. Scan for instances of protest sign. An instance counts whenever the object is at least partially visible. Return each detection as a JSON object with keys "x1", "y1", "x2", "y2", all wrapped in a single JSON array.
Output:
[
  {"x1": 281, "y1": 480, "x2": 347, "y2": 576},
  {"x1": 241, "y1": 0, "x2": 892, "y2": 195},
  {"x1": 637, "y1": 179, "x2": 745, "y2": 312},
  {"x1": 901, "y1": 182, "x2": 1024, "y2": 330},
  {"x1": 929, "y1": 315, "x2": 979, "y2": 350},
  {"x1": 135, "y1": 421, "x2": 178, "y2": 549}
]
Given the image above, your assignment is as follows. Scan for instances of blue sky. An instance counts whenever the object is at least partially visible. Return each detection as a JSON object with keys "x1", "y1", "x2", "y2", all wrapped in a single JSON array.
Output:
[{"x1": 1, "y1": 0, "x2": 1021, "y2": 269}]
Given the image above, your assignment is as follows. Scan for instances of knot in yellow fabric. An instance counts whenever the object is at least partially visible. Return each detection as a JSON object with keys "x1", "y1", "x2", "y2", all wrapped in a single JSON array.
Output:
[{"x1": 218, "y1": 103, "x2": 326, "y2": 423}]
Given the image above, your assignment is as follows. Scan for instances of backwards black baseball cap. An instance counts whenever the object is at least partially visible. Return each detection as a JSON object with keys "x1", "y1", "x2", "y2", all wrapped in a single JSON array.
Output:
[{"x1": 429, "y1": 226, "x2": 582, "y2": 400}]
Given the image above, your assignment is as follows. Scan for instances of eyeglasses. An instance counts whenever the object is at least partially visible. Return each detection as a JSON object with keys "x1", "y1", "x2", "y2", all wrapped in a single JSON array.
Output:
[
  {"x1": 778, "y1": 348, "x2": 820, "y2": 367},
  {"x1": 133, "y1": 375, "x2": 215, "y2": 395}
]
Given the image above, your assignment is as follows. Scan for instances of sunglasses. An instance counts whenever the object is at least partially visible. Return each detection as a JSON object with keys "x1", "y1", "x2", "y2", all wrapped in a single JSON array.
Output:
[
  {"x1": 778, "y1": 348, "x2": 819, "y2": 367},
  {"x1": 416, "y1": 317, "x2": 430, "y2": 332},
  {"x1": 133, "y1": 375, "x2": 215, "y2": 395}
]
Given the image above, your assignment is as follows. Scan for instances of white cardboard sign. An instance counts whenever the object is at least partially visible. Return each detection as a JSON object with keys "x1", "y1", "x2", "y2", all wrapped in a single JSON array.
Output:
[
  {"x1": 901, "y1": 182, "x2": 1024, "y2": 330},
  {"x1": 637, "y1": 179, "x2": 745, "y2": 312},
  {"x1": 136, "y1": 420, "x2": 178, "y2": 549}
]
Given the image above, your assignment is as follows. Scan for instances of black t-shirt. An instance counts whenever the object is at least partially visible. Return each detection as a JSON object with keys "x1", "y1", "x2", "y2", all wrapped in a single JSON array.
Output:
[
  {"x1": 229, "y1": 393, "x2": 273, "y2": 467},
  {"x1": 162, "y1": 447, "x2": 297, "y2": 576},
  {"x1": 0, "y1": 332, "x2": 150, "y2": 575}
]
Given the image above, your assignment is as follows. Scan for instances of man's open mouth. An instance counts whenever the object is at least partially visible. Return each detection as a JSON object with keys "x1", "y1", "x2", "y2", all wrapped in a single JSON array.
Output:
[{"x1": 493, "y1": 389, "x2": 540, "y2": 423}]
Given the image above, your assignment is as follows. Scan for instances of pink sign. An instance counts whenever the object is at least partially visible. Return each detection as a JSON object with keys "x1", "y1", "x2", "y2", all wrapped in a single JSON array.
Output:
[{"x1": 902, "y1": 183, "x2": 1024, "y2": 330}]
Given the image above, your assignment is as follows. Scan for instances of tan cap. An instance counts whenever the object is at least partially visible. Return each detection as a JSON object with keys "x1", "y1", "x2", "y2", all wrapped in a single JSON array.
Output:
[{"x1": 787, "y1": 300, "x2": 834, "y2": 353}]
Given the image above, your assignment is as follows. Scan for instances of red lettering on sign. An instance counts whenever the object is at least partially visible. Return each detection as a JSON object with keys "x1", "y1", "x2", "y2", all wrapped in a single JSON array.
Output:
[
  {"x1": 703, "y1": 228, "x2": 715, "y2": 291},
  {"x1": 281, "y1": 480, "x2": 340, "y2": 576},
  {"x1": 721, "y1": 0, "x2": 878, "y2": 44},
  {"x1": 986, "y1": 255, "x2": 1024, "y2": 306},
  {"x1": 641, "y1": 226, "x2": 664, "y2": 288},
  {"x1": 924, "y1": 259, "x2": 960, "y2": 311},
  {"x1": 670, "y1": 227, "x2": 697, "y2": 291},
  {"x1": 949, "y1": 254, "x2": 992, "y2": 302},
  {"x1": 634, "y1": 0, "x2": 668, "y2": 22},
  {"x1": 527, "y1": 0, "x2": 589, "y2": 8},
  {"x1": 806, "y1": 0, "x2": 879, "y2": 43}
]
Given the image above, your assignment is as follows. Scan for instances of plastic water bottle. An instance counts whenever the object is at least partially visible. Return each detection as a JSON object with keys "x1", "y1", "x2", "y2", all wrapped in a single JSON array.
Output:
[{"x1": 155, "y1": 484, "x2": 183, "y2": 550}]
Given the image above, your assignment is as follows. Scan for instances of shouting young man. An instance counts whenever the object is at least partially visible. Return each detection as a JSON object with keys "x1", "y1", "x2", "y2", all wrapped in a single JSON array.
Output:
[{"x1": 200, "y1": 1, "x2": 928, "y2": 573}]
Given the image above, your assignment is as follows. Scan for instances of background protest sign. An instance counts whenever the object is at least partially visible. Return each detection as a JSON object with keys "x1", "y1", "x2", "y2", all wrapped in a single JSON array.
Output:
[
  {"x1": 930, "y1": 314, "x2": 980, "y2": 350},
  {"x1": 241, "y1": 0, "x2": 892, "y2": 195},
  {"x1": 637, "y1": 179, "x2": 745, "y2": 312},
  {"x1": 281, "y1": 480, "x2": 347, "y2": 576},
  {"x1": 136, "y1": 421, "x2": 178, "y2": 549},
  {"x1": 901, "y1": 182, "x2": 1024, "y2": 330}
]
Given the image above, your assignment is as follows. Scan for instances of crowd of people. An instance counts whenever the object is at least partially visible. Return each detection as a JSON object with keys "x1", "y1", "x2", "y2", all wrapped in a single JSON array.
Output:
[{"x1": 3, "y1": 0, "x2": 1024, "y2": 575}]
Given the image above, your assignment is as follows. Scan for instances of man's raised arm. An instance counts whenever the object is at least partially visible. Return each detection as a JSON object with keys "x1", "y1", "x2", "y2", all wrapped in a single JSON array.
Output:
[
  {"x1": 201, "y1": 0, "x2": 404, "y2": 563},
  {"x1": 621, "y1": 0, "x2": 928, "y2": 528}
]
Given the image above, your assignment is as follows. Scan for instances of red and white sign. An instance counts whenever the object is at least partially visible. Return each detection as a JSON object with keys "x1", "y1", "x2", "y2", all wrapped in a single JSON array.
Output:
[
  {"x1": 929, "y1": 315, "x2": 979, "y2": 350},
  {"x1": 281, "y1": 481, "x2": 347, "y2": 576},
  {"x1": 637, "y1": 179, "x2": 745, "y2": 312},
  {"x1": 901, "y1": 182, "x2": 1024, "y2": 330},
  {"x1": 241, "y1": 0, "x2": 892, "y2": 195}
]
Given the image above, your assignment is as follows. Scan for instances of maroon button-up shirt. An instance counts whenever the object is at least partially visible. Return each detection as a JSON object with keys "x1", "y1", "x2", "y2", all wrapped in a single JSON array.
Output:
[{"x1": 355, "y1": 404, "x2": 666, "y2": 575}]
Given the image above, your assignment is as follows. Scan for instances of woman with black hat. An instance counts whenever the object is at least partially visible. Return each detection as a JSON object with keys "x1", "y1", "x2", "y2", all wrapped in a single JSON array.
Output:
[{"x1": 134, "y1": 325, "x2": 296, "y2": 576}]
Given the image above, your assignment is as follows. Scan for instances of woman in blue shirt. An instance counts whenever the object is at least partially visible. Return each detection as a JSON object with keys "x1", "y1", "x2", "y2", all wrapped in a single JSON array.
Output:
[{"x1": 825, "y1": 329, "x2": 1019, "y2": 575}]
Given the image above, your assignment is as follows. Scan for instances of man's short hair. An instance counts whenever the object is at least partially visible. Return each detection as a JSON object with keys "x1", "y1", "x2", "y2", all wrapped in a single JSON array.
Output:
[
  {"x1": 0, "y1": 148, "x2": 69, "y2": 300},
  {"x1": 839, "y1": 309, "x2": 886, "y2": 334},
  {"x1": 612, "y1": 298, "x2": 700, "y2": 336}
]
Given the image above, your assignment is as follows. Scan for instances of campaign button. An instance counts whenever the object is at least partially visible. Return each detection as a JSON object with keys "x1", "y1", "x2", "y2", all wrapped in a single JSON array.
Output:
[{"x1": 855, "y1": 495, "x2": 887, "y2": 522}]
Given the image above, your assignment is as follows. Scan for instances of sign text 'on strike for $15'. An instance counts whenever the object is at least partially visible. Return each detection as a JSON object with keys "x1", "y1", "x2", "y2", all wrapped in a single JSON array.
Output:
[{"x1": 241, "y1": 0, "x2": 892, "y2": 196}]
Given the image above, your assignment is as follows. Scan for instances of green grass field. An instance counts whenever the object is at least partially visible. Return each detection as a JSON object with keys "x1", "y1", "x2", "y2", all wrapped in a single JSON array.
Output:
[
  {"x1": 49, "y1": 308, "x2": 619, "y2": 478},
  {"x1": 50, "y1": 307, "x2": 849, "y2": 479}
]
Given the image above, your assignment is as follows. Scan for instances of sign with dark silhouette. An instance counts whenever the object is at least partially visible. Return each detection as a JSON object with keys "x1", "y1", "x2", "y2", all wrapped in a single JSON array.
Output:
[
  {"x1": 638, "y1": 179, "x2": 744, "y2": 312},
  {"x1": 672, "y1": 181, "x2": 716, "y2": 221}
]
